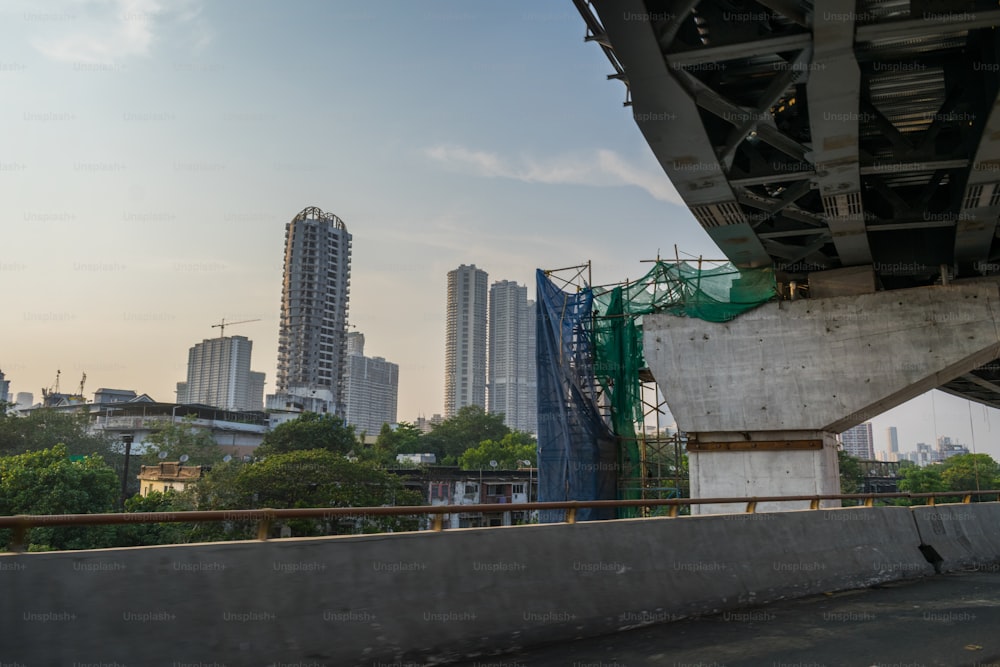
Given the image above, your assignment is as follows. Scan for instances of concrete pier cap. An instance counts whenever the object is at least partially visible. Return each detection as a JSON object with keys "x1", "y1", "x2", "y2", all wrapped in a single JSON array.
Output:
[{"x1": 643, "y1": 283, "x2": 1000, "y2": 513}]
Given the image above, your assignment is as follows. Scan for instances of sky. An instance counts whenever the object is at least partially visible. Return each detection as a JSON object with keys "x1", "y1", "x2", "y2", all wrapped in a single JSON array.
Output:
[{"x1": 2, "y1": 0, "x2": 999, "y2": 460}]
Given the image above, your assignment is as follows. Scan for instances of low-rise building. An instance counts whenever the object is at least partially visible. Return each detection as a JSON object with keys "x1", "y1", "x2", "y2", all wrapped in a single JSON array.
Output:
[
  {"x1": 137, "y1": 462, "x2": 206, "y2": 496},
  {"x1": 392, "y1": 466, "x2": 537, "y2": 529}
]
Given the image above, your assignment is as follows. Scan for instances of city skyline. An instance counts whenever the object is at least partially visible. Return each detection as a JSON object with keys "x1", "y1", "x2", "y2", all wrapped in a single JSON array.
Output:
[{"x1": 4, "y1": 1, "x2": 1000, "y2": 459}]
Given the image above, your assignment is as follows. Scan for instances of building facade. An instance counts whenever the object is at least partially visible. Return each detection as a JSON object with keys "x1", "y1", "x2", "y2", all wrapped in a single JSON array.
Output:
[
  {"x1": 444, "y1": 264, "x2": 488, "y2": 417},
  {"x1": 273, "y1": 206, "x2": 352, "y2": 415},
  {"x1": 342, "y1": 332, "x2": 399, "y2": 436},
  {"x1": 488, "y1": 280, "x2": 537, "y2": 433},
  {"x1": 840, "y1": 422, "x2": 875, "y2": 459},
  {"x1": 177, "y1": 335, "x2": 262, "y2": 411}
]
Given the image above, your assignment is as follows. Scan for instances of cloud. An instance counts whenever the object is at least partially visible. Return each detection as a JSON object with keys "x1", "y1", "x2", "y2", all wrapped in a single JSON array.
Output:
[
  {"x1": 28, "y1": 0, "x2": 208, "y2": 64},
  {"x1": 425, "y1": 144, "x2": 684, "y2": 206}
]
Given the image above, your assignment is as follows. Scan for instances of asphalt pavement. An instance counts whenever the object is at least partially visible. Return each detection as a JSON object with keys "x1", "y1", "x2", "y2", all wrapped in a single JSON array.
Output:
[{"x1": 445, "y1": 568, "x2": 1000, "y2": 667}]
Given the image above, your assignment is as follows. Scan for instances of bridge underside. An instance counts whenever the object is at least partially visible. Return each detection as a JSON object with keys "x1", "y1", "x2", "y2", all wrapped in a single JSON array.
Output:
[{"x1": 580, "y1": 0, "x2": 1000, "y2": 409}]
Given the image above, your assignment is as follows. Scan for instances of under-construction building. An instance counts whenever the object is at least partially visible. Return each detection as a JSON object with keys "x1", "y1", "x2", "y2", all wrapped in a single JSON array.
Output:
[
  {"x1": 536, "y1": 259, "x2": 776, "y2": 520},
  {"x1": 271, "y1": 206, "x2": 352, "y2": 415}
]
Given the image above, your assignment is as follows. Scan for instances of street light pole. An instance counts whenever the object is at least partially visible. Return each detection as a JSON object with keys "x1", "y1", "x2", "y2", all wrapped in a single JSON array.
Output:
[{"x1": 119, "y1": 433, "x2": 134, "y2": 510}]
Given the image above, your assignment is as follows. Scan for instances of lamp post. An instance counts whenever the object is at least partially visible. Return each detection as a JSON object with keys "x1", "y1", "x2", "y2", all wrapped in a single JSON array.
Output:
[
  {"x1": 520, "y1": 460, "x2": 533, "y2": 503},
  {"x1": 119, "y1": 433, "x2": 134, "y2": 510}
]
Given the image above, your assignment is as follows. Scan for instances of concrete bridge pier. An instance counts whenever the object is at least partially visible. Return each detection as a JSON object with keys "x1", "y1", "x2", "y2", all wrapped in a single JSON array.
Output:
[{"x1": 643, "y1": 283, "x2": 1000, "y2": 513}]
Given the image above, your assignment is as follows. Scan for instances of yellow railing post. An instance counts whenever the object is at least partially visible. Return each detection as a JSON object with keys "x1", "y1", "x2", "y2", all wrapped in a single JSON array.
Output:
[{"x1": 256, "y1": 510, "x2": 273, "y2": 541}]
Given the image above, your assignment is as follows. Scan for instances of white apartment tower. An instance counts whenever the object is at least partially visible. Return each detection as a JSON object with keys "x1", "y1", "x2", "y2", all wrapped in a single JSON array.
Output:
[
  {"x1": 488, "y1": 280, "x2": 537, "y2": 433},
  {"x1": 343, "y1": 332, "x2": 399, "y2": 435},
  {"x1": 178, "y1": 336, "x2": 263, "y2": 411},
  {"x1": 445, "y1": 264, "x2": 488, "y2": 417},
  {"x1": 273, "y1": 206, "x2": 352, "y2": 415}
]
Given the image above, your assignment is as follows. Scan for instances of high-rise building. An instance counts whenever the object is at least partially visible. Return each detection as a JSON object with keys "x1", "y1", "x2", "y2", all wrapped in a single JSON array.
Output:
[
  {"x1": 886, "y1": 426, "x2": 899, "y2": 462},
  {"x1": 840, "y1": 422, "x2": 875, "y2": 459},
  {"x1": 0, "y1": 369, "x2": 9, "y2": 404},
  {"x1": 343, "y1": 332, "x2": 399, "y2": 436},
  {"x1": 445, "y1": 264, "x2": 488, "y2": 417},
  {"x1": 248, "y1": 372, "x2": 266, "y2": 412},
  {"x1": 178, "y1": 335, "x2": 263, "y2": 411},
  {"x1": 272, "y1": 206, "x2": 352, "y2": 415},
  {"x1": 488, "y1": 280, "x2": 537, "y2": 433}
]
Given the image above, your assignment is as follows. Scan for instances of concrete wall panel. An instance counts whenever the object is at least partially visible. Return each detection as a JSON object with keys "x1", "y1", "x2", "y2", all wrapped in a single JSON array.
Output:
[
  {"x1": 911, "y1": 503, "x2": 1000, "y2": 572},
  {"x1": 0, "y1": 506, "x2": 934, "y2": 666}
]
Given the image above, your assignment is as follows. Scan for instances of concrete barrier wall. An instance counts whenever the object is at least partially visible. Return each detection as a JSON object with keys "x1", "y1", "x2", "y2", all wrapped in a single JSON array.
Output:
[
  {"x1": 911, "y1": 503, "x2": 1000, "y2": 572},
  {"x1": 0, "y1": 506, "x2": 937, "y2": 666}
]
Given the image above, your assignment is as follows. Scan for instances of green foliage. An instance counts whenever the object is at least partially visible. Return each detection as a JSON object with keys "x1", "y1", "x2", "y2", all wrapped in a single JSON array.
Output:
[
  {"x1": 360, "y1": 421, "x2": 424, "y2": 465},
  {"x1": 838, "y1": 450, "x2": 865, "y2": 496},
  {"x1": 255, "y1": 412, "x2": 358, "y2": 458},
  {"x1": 194, "y1": 450, "x2": 423, "y2": 537},
  {"x1": 898, "y1": 465, "x2": 948, "y2": 494},
  {"x1": 0, "y1": 444, "x2": 119, "y2": 551},
  {"x1": 117, "y1": 491, "x2": 197, "y2": 546},
  {"x1": 939, "y1": 453, "x2": 1000, "y2": 493},
  {"x1": 420, "y1": 406, "x2": 510, "y2": 463},
  {"x1": 0, "y1": 408, "x2": 115, "y2": 459},
  {"x1": 458, "y1": 432, "x2": 537, "y2": 470},
  {"x1": 142, "y1": 416, "x2": 225, "y2": 466}
]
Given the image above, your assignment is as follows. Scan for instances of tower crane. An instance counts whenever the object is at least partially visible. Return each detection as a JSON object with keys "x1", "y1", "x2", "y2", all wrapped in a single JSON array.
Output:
[{"x1": 211, "y1": 318, "x2": 261, "y2": 337}]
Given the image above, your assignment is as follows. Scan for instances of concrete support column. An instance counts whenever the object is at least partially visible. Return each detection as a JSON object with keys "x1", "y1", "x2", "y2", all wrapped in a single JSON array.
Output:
[
  {"x1": 688, "y1": 431, "x2": 840, "y2": 514},
  {"x1": 644, "y1": 283, "x2": 1000, "y2": 513}
]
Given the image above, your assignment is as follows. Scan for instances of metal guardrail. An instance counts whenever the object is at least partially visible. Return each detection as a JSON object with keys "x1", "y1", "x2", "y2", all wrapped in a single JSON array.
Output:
[{"x1": 1, "y1": 490, "x2": 998, "y2": 552}]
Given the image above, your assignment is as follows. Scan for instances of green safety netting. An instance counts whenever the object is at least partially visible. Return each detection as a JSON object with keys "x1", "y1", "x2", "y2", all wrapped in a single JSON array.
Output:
[{"x1": 537, "y1": 261, "x2": 776, "y2": 520}]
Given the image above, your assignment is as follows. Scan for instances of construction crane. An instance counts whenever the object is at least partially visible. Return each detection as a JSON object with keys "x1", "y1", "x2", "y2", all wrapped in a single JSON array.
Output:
[
  {"x1": 211, "y1": 317, "x2": 261, "y2": 338},
  {"x1": 41, "y1": 369, "x2": 60, "y2": 403}
]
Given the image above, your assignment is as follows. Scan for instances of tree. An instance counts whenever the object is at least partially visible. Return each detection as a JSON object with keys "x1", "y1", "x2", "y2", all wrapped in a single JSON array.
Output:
[
  {"x1": 255, "y1": 412, "x2": 358, "y2": 458},
  {"x1": 939, "y1": 454, "x2": 1000, "y2": 494},
  {"x1": 117, "y1": 490, "x2": 197, "y2": 546},
  {"x1": 0, "y1": 445, "x2": 119, "y2": 551},
  {"x1": 200, "y1": 449, "x2": 423, "y2": 536},
  {"x1": 459, "y1": 432, "x2": 537, "y2": 470},
  {"x1": 363, "y1": 421, "x2": 424, "y2": 465},
  {"x1": 838, "y1": 450, "x2": 865, "y2": 496},
  {"x1": 420, "y1": 406, "x2": 510, "y2": 464},
  {"x1": 0, "y1": 408, "x2": 115, "y2": 459},
  {"x1": 898, "y1": 464, "x2": 948, "y2": 494},
  {"x1": 142, "y1": 416, "x2": 225, "y2": 466}
]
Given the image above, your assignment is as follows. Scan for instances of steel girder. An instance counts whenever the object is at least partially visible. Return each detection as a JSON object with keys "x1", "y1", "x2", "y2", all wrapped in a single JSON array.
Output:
[{"x1": 582, "y1": 0, "x2": 1000, "y2": 285}]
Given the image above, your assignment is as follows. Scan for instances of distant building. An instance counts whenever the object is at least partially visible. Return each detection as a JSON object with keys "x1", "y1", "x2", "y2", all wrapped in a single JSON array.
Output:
[
  {"x1": 414, "y1": 414, "x2": 444, "y2": 433},
  {"x1": 488, "y1": 280, "x2": 537, "y2": 434},
  {"x1": 15, "y1": 392, "x2": 33, "y2": 410},
  {"x1": 93, "y1": 388, "x2": 138, "y2": 404},
  {"x1": 391, "y1": 466, "x2": 536, "y2": 529},
  {"x1": 342, "y1": 332, "x2": 399, "y2": 436},
  {"x1": 445, "y1": 264, "x2": 488, "y2": 417},
  {"x1": 840, "y1": 422, "x2": 875, "y2": 459},
  {"x1": 396, "y1": 453, "x2": 437, "y2": 465},
  {"x1": 271, "y1": 206, "x2": 352, "y2": 416},
  {"x1": 886, "y1": 426, "x2": 899, "y2": 462},
  {"x1": 178, "y1": 335, "x2": 263, "y2": 412},
  {"x1": 137, "y1": 462, "x2": 206, "y2": 497},
  {"x1": 936, "y1": 435, "x2": 969, "y2": 461},
  {"x1": 0, "y1": 369, "x2": 9, "y2": 404}
]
